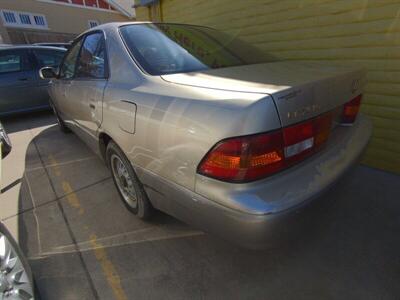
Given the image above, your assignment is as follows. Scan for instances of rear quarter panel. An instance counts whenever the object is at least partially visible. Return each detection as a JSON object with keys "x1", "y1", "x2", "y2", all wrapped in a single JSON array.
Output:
[{"x1": 102, "y1": 78, "x2": 281, "y2": 191}]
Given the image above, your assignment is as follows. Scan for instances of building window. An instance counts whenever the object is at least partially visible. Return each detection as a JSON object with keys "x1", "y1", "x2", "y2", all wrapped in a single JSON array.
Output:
[
  {"x1": 0, "y1": 10, "x2": 48, "y2": 29},
  {"x1": 88, "y1": 20, "x2": 99, "y2": 28},
  {"x1": 34, "y1": 15, "x2": 46, "y2": 26},
  {"x1": 3, "y1": 11, "x2": 16, "y2": 24},
  {"x1": 19, "y1": 14, "x2": 32, "y2": 25}
]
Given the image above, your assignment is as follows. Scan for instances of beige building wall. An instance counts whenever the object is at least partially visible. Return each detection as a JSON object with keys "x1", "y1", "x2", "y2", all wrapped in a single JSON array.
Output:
[
  {"x1": 0, "y1": 0, "x2": 130, "y2": 43},
  {"x1": 0, "y1": 21, "x2": 10, "y2": 43}
]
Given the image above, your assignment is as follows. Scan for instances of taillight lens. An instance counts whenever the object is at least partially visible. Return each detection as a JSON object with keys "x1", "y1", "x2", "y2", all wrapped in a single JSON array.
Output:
[
  {"x1": 283, "y1": 120, "x2": 314, "y2": 162},
  {"x1": 283, "y1": 112, "x2": 332, "y2": 165},
  {"x1": 198, "y1": 131, "x2": 284, "y2": 182},
  {"x1": 342, "y1": 94, "x2": 362, "y2": 124},
  {"x1": 198, "y1": 112, "x2": 333, "y2": 183}
]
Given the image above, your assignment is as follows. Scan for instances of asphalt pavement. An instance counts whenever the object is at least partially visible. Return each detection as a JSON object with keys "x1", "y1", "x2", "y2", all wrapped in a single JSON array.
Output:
[{"x1": 1, "y1": 111, "x2": 399, "y2": 300}]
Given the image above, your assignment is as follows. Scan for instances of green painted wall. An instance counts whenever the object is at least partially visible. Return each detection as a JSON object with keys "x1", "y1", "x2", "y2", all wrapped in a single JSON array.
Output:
[{"x1": 136, "y1": 0, "x2": 400, "y2": 174}]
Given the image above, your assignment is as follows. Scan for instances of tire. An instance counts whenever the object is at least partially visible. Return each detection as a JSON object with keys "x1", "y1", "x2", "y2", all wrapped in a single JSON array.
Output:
[
  {"x1": 0, "y1": 224, "x2": 35, "y2": 300},
  {"x1": 51, "y1": 104, "x2": 70, "y2": 133},
  {"x1": 106, "y1": 141, "x2": 153, "y2": 219}
]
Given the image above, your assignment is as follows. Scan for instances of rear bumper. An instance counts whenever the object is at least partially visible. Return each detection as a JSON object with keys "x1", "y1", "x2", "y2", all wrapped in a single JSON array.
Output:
[
  {"x1": 195, "y1": 114, "x2": 372, "y2": 214},
  {"x1": 140, "y1": 115, "x2": 372, "y2": 248}
]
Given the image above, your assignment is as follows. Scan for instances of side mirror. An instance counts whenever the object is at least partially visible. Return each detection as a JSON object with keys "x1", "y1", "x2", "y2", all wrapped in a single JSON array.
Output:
[
  {"x1": 39, "y1": 67, "x2": 57, "y2": 80},
  {"x1": 0, "y1": 122, "x2": 11, "y2": 159}
]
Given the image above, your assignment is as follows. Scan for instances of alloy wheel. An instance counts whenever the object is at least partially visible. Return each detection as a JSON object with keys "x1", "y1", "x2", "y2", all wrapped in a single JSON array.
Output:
[
  {"x1": 0, "y1": 233, "x2": 34, "y2": 300},
  {"x1": 110, "y1": 154, "x2": 138, "y2": 209}
]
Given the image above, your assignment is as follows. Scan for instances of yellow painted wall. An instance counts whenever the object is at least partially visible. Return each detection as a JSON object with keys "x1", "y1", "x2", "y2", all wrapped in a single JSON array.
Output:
[{"x1": 136, "y1": 0, "x2": 400, "y2": 174}]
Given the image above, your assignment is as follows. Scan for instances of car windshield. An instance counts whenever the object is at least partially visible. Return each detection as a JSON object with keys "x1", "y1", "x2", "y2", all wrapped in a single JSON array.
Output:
[{"x1": 119, "y1": 23, "x2": 277, "y2": 75}]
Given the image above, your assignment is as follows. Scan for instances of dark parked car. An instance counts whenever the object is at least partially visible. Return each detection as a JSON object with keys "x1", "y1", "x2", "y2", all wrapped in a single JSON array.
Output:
[
  {"x1": 0, "y1": 46, "x2": 66, "y2": 116},
  {"x1": 33, "y1": 42, "x2": 71, "y2": 50}
]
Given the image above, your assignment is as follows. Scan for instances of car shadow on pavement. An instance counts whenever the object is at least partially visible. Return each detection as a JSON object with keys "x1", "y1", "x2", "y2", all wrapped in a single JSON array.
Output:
[
  {"x1": 12, "y1": 120, "x2": 205, "y2": 299},
  {"x1": 0, "y1": 110, "x2": 55, "y2": 134},
  {"x1": 2, "y1": 112, "x2": 399, "y2": 300}
]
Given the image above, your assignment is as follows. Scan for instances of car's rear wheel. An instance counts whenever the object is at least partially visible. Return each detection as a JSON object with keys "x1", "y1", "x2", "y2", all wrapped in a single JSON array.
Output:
[{"x1": 106, "y1": 141, "x2": 153, "y2": 219}]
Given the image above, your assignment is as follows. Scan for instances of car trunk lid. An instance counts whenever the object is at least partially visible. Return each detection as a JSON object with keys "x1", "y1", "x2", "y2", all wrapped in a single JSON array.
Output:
[{"x1": 161, "y1": 61, "x2": 366, "y2": 127}]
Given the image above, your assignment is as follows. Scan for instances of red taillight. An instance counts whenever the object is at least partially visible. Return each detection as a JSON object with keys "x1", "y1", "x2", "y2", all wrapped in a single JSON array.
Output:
[
  {"x1": 198, "y1": 131, "x2": 285, "y2": 182},
  {"x1": 198, "y1": 112, "x2": 333, "y2": 183},
  {"x1": 342, "y1": 94, "x2": 362, "y2": 124},
  {"x1": 283, "y1": 112, "x2": 332, "y2": 165},
  {"x1": 283, "y1": 120, "x2": 314, "y2": 162}
]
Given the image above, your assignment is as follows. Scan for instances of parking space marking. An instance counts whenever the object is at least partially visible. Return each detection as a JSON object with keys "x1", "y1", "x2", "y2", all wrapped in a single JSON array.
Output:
[
  {"x1": 48, "y1": 154, "x2": 128, "y2": 300},
  {"x1": 62, "y1": 181, "x2": 85, "y2": 215},
  {"x1": 24, "y1": 172, "x2": 43, "y2": 254},
  {"x1": 28, "y1": 155, "x2": 97, "y2": 173},
  {"x1": 1, "y1": 177, "x2": 111, "y2": 223},
  {"x1": 48, "y1": 154, "x2": 62, "y2": 176},
  {"x1": 32, "y1": 227, "x2": 204, "y2": 257},
  {"x1": 90, "y1": 234, "x2": 128, "y2": 300}
]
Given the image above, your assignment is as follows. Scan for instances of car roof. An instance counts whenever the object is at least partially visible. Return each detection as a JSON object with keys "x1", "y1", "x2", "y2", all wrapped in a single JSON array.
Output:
[
  {"x1": 75, "y1": 21, "x2": 151, "y2": 36},
  {"x1": 74, "y1": 21, "x2": 207, "y2": 41},
  {"x1": 0, "y1": 45, "x2": 67, "y2": 51},
  {"x1": 95, "y1": 21, "x2": 153, "y2": 29},
  {"x1": 93, "y1": 21, "x2": 210, "y2": 30},
  {"x1": 33, "y1": 43, "x2": 70, "y2": 46},
  {"x1": 34, "y1": 42, "x2": 69, "y2": 44}
]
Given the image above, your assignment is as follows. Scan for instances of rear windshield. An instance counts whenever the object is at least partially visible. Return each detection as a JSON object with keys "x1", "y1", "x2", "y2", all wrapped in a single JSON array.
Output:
[{"x1": 119, "y1": 23, "x2": 277, "y2": 75}]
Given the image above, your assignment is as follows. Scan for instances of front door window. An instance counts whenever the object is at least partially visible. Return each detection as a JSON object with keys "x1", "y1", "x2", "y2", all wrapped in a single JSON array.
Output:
[
  {"x1": 75, "y1": 32, "x2": 106, "y2": 79},
  {"x1": 59, "y1": 39, "x2": 83, "y2": 79}
]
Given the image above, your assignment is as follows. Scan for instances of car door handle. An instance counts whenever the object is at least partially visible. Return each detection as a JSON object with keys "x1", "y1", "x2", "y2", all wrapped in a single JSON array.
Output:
[
  {"x1": 89, "y1": 103, "x2": 96, "y2": 109},
  {"x1": 17, "y1": 77, "x2": 30, "y2": 81}
]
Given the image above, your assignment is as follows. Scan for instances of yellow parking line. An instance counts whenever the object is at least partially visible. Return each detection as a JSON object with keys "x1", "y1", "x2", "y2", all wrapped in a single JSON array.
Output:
[
  {"x1": 90, "y1": 234, "x2": 128, "y2": 300},
  {"x1": 62, "y1": 181, "x2": 85, "y2": 215},
  {"x1": 48, "y1": 154, "x2": 62, "y2": 176},
  {"x1": 47, "y1": 154, "x2": 128, "y2": 299}
]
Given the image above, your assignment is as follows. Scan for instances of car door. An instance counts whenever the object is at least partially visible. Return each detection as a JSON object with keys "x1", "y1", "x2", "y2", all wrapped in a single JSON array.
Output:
[
  {"x1": 52, "y1": 38, "x2": 84, "y2": 125},
  {"x1": 0, "y1": 49, "x2": 40, "y2": 115},
  {"x1": 32, "y1": 48, "x2": 66, "y2": 107},
  {"x1": 66, "y1": 31, "x2": 108, "y2": 152}
]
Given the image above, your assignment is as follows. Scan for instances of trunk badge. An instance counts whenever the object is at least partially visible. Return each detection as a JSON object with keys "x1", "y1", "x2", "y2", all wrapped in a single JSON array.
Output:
[{"x1": 287, "y1": 104, "x2": 321, "y2": 119}]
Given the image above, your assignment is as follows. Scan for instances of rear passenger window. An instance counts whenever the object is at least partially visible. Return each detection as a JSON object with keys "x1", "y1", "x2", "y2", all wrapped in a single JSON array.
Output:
[
  {"x1": 75, "y1": 32, "x2": 106, "y2": 79},
  {"x1": 0, "y1": 50, "x2": 33, "y2": 74},
  {"x1": 0, "y1": 53, "x2": 21, "y2": 73},
  {"x1": 33, "y1": 49, "x2": 65, "y2": 68}
]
